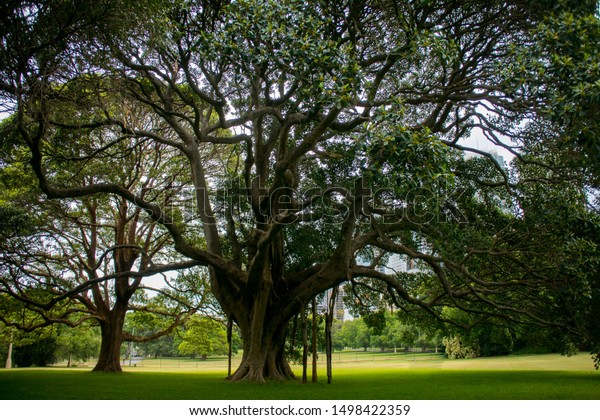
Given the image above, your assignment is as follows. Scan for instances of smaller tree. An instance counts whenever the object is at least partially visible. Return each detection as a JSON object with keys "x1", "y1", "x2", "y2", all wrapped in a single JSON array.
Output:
[
  {"x1": 177, "y1": 316, "x2": 229, "y2": 360},
  {"x1": 55, "y1": 324, "x2": 100, "y2": 367},
  {"x1": 136, "y1": 334, "x2": 178, "y2": 359},
  {"x1": 337, "y1": 319, "x2": 371, "y2": 351},
  {"x1": 386, "y1": 318, "x2": 420, "y2": 353}
]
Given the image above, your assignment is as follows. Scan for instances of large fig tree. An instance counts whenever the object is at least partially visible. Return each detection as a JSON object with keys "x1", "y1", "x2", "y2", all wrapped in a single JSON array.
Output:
[{"x1": 1, "y1": 0, "x2": 599, "y2": 380}]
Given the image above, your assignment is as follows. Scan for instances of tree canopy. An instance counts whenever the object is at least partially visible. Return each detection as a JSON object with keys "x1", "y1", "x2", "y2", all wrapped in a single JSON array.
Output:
[{"x1": 1, "y1": 0, "x2": 599, "y2": 380}]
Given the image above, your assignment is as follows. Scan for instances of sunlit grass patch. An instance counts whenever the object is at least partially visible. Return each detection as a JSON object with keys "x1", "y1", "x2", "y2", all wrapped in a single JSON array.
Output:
[{"x1": 1, "y1": 354, "x2": 598, "y2": 400}]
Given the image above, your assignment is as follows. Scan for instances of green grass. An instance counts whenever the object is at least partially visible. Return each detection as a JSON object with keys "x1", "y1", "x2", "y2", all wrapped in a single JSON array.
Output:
[{"x1": 1, "y1": 353, "x2": 599, "y2": 400}]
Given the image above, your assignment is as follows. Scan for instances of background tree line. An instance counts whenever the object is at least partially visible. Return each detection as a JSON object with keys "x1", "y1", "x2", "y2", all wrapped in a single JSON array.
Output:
[
  {"x1": 3, "y1": 301, "x2": 573, "y2": 368},
  {"x1": 0, "y1": 311, "x2": 242, "y2": 368}
]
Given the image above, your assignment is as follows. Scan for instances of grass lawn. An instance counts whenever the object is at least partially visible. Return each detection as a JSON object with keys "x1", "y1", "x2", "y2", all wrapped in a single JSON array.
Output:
[{"x1": 1, "y1": 353, "x2": 598, "y2": 400}]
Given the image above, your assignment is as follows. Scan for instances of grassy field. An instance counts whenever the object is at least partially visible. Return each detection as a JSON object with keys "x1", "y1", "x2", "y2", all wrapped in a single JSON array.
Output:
[
  {"x1": 68, "y1": 350, "x2": 593, "y2": 371},
  {"x1": 1, "y1": 353, "x2": 599, "y2": 400}
]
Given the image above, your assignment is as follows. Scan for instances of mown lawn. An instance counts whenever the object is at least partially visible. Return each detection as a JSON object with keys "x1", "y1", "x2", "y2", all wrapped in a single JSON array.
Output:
[{"x1": 1, "y1": 353, "x2": 599, "y2": 400}]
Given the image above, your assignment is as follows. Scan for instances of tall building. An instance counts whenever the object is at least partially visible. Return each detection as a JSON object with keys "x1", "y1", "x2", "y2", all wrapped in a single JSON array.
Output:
[
  {"x1": 320, "y1": 287, "x2": 348, "y2": 321},
  {"x1": 489, "y1": 149, "x2": 507, "y2": 168},
  {"x1": 382, "y1": 253, "x2": 418, "y2": 275}
]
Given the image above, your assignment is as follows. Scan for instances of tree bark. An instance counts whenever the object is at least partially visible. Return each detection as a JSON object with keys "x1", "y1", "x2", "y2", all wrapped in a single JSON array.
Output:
[
  {"x1": 290, "y1": 314, "x2": 298, "y2": 352},
  {"x1": 311, "y1": 297, "x2": 318, "y2": 383},
  {"x1": 326, "y1": 287, "x2": 338, "y2": 384},
  {"x1": 92, "y1": 303, "x2": 127, "y2": 372},
  {"x1": 213, "y1": 221, "x2": 352, "y2": 382},
  {"x1": 225, "y1": 271, "x2": 296, "y2": 382},
  {"x1": 229, "y1": 318, "x2": 294, "y2": 382},
  {"x1": 5, "y1": 340, "x2": 12, "y2": 369},
  {"x1": 301, "y1": 304, "x2": 308, "y2": 384},
  {"x1": 227, "y1": 318, "x2": 233, "y2": 377}
]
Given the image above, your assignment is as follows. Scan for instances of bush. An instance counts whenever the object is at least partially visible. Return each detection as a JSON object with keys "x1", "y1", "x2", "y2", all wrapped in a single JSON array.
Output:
[{"x1": 442, "y1": 336, "x2": 480, "y2": 359}]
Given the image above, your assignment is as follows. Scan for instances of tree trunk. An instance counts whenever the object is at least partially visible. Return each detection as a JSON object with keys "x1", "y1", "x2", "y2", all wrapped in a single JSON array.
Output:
[
  {"x1": 93, "y1": 305, "x2": 127, "y2": 372},
  {"x1": 326, "y1": 287, "x2": 337, "y2": 384},
  {"x1": 225, "y1": 274, "x2": 296, "y2": 383},
  {"x1": 311, "y1": 298, "x2": 318, "y2": 383},
  {"x1": 229, "y1": 319, "x2": 294, "y2": 382},
  {"x1": 301, "y1": 304, "x2": 308, "y2": 383},
  {"x1": 215, "y1": 233, "x2": 347, "y2": 382},
  {"x1": 227, "y1": 318, "x2": 233, "y2": 377},
  {"x1": 289, "y1": 314, "x2": 298, "y2": 353},
  {"x1": 5, "y1": 340, "x2": 12, "y2": 369}
]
